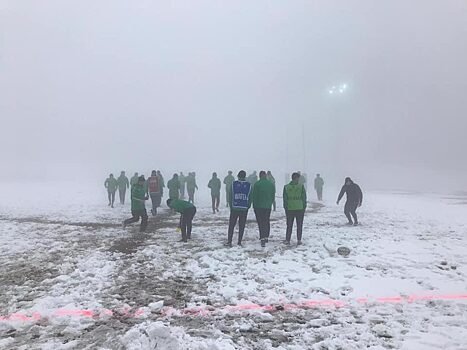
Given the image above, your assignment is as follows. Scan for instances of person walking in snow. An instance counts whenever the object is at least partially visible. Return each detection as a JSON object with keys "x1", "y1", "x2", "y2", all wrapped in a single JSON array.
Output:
[
  {"x1": 167, "y1": 174, "x2": 181, "y2": 200},
  {"x1": 314, "y1": 174, "x2": 324, "y2": 201},
  {"x1": 225, "y1": 170, "x2": 252, "y2": 247},
  {"x1": 337, "y1": 177, "x2": 363, "y2": 226},
  {"x1": 156, "y1": 170, "x2": 165, "y2": 198},
  {"x1": 283, "y1": 172, "x2": 307, "y2": 245},
  {"x1": 167, "y1": 198, "x2": 197, "y2": 243},
  {"x1": 266, "y1": 170, "x2": 277, "y2": 211},
  {"x1": 123, "y1": 175, "x2": 149, "y2": 232},
  {"x1": 223, "y1": 171, "x2": 235, "y2": 207},
  {"x1": 117, "y1": 171, "x2": 130, "y2": 205},
  {"x1": 186, "y1": 172, "x2": 198, "y2": 204},
  {"x1": 208, "y1": 172, "x2": 222, "y2": 213},
  {"x1": 104, "y1": 174, "x2": 118, "y2": 208},
  {"x1": 146, "y1": 170, "x2": 162, "y2": 216},
  {"x1": 130, "y1": 172, "x2": 139, "y2": 188},
  {"x1": 179, "y1": 172, "x2": 186, "y2": 199},
  {"x1": 252, "y1": 171, "x2": 276, "y2": 247},
  {"x1": 247, "y1": 171, "x2": 258, "y2": 186}
]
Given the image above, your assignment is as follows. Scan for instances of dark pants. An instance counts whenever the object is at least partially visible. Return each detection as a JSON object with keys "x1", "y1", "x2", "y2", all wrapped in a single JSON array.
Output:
[
  {"x1": 226, "y1": 190, "x2": 231, "y2": 207},
  {"x1": 228, "y1": 210, "x2": 248, "y2": 244},
  {"x1": 180, "y1": 207, "x2": 196, "y2": 241},
  {"x1": 254, "y1": 208, "x2": 271, "y2": 240},
  {"x1": 108, "y1": 191, "x2": 116, "y2": 207},
  {"x1": 124, "y1": 209, "x2": 148, "y2": 232},
  {"x1": 119, "y1": 188, "x2": 126, "y2": 204},
  {"x1": 211, "y1": 194, "x2": 220, "y2": 212},
  {"x1": 344, "y1": 201, "x2": 358, "y2": 224},
  {"x1": 285, "y1": 210, "x2": 305, "y2": 242},
  {"x1": 316, "y1": 187, "x2": 323, "y2": 201},
  {"x1": 187, "y1": 188, "x2": 195, "y2": 203},
  {"x1": 150, "y1": 193, "x2": 162, "y2": 216}
]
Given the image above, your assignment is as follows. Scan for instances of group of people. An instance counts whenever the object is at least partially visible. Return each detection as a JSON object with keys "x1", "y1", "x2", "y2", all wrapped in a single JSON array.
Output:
[{"x1": 105, "y1": 170, "x2": 362, "y2": 247}]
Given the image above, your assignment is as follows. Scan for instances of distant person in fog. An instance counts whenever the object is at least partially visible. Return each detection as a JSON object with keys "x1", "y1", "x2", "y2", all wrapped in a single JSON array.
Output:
[
  {"x1": 314, "y1": 174, "x2": 324, "y2": 201},
  {"x1": 117, "y1": 171, "x2": 129, "y2": 204},
  {"x1": 104, "y1": 174, "x2": 118, "y2": 208},
  {"x1": 337, "y1": 177, "x2": 363, "y2": 226},
  {"x1": 208, "y1": 172, "x2": 221, "y2": 213}
]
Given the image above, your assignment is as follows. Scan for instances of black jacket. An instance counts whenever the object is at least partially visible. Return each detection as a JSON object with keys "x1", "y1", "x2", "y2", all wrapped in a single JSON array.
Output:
[{"x1": 338, "y1": 182, "x2": 363, "y2": 205}]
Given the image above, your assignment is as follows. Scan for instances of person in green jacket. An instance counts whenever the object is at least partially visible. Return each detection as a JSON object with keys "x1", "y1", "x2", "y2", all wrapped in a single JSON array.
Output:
[
  {"x1": 167, "y1": 198, "x2": 197, "y2": 243},
  {"x1": 130, "y1": 172, "x2": 139, "y2": 187},
  {"x1": 208, "y1": 172, "x2": 222, "y2": 213},
  {"x1": 179, "y1": 172, "x2": 186, "y2": 199},
  {"x1": 167, "y1": 174, "x2": 180, "y2": 200},
  {"x1": 252, "y1": 171, "x2": 276, "y2": 247},
  {"x1": 123, "y1": 175, "x2": 149, "y2": 232},
  {"x1": 117, "y1": 171, "x2": 130, "y2": 205},
  {"x1": 283, "y1": 172, "x2": 307, "y2": 245},
  {"x1": 104, "y1": 174, "x2": 118, "y2": 208},
  {"x1": 186, "y1": 172, "x2": 198, "y2": 204},
  {"x1": 267, "y1": 170, "x2": 276, "y2": 211},
  {"x1": 223, "y1": 171, "x2": 235, "y2": 207}
]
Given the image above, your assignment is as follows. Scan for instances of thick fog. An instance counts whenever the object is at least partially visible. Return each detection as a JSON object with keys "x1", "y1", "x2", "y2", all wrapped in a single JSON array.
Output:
[{"x1": 1, "y1": 0, "x2": 466, "y2": 191}]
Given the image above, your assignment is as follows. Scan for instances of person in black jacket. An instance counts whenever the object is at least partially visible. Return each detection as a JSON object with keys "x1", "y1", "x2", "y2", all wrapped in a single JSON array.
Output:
[{"x1": 337, "y1": 177, "x2": 363, "y2": 225}]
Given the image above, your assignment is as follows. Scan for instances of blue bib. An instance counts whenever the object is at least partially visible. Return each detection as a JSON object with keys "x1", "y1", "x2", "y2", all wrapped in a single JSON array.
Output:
[{"x1": 232, "y1": 180, "x2": 251, "y2": 210}]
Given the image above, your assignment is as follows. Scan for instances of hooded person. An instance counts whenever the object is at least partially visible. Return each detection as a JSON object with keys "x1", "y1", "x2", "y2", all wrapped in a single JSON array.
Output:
[
  {"x1": 225, "y1": 170, "x2": 252, "y2": 247},
  {"x1": 167, "y1": 198, "x2": 197, "y2": 243},
  {"x1": 123, "y1": 175, "x2": 149, "y2": 232},
  {"x1": 283, "y1": 172, "x2": 307, "y2": 245},
  {"x1": 208, "y1": 172, "x2": 222, "y2": 213},
  {"x1": 117, "y1": 171, "x2": 130, "y2": 205},
  {"x1": 337, "y1": 177, "x2": 363, "y2": 225},
  {"x1": 223, "y1": 171, "x2": 235, "y2": 207},
  {"x1": 252, "y1": 171, "x2": 276, "y2": 247},
  {"x1": 104, "y1": 173, "x2": 118, "y2": 208},
  {"x1": 167, "y1": 174, "x2": 181, "y2": 200},
  {"x1": 146, "y1": 170, "x2": 162, "y2": 216}
]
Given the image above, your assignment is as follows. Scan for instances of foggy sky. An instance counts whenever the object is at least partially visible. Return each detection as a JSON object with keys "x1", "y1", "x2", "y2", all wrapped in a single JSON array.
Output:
[{"x1": 1, "y1": 0, "x2": 467, "y2": 190}]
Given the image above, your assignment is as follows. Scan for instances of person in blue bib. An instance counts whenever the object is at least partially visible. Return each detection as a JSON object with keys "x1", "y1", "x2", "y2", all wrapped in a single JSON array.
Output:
[{"x1": 225, "y1": 170, "x2": 252, "y2": 247}]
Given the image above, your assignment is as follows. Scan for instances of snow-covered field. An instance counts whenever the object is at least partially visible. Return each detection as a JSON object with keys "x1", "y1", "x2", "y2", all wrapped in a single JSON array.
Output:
[{"x1": 0, "y1": 182, "x2": 466, "y2": 349}]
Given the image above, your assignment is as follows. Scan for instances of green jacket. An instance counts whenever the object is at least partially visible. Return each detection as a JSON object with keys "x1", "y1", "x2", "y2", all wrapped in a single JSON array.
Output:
[
  {"x1": 167, "y1": 178, "x2": 180, "y2": 199},
  {"x1": 131, "y1": 184, "x2": 146, "y2": 211},
  {"x1": 186, "y1": 176, "x2": 198, "y2": 190},
  {"x1": 252, "y1": 178, "x2": 276, "y2": 209},
  {"x1": 208, "y1": 177, "x2": 221, "y2": 196},
  {"x1": 117, "y1": 175, "x2": 129, "y2": 189},
  {"x1": 169, "y1": 199, "x2": 195, "y2": 213},
  {"x1": 283, "y1": 181, "x2": 307, "y2": 211},
  {"x1": 104, "y1": 177, "x2": 118, "y2": 192},
  {"x1": 223, "y1": 174, "x2": 235, "y2": 190}
]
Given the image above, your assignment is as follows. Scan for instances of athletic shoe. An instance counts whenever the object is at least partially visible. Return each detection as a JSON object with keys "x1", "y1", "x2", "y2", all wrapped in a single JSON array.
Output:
[
  {"x1": 354, "y1": 222, "x2": 359, "y2": 226},
  {"x1": 178, "y1": 239, "x2": 188, "y2": 243},
  {"x1": 224, "y1": 242, "x2": 232, "y2": 247},
  {"x1": 283, "y1": 240, "x2": 290, "y2": 245},
  {"x1": 261, "y1": 240, "x2": 266, "y2": 247},
  {"x1": 297, "y1": 241, "x2": 303, "y2": 246},
  {"x1": 346, "y1": 222, "x2": 353, "y2": 226}
]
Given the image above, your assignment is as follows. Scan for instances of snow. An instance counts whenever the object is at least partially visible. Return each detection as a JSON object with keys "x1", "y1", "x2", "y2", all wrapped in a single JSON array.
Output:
[{"x1": 0, "y1": 181, "x2": 466, "y2": 349}]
